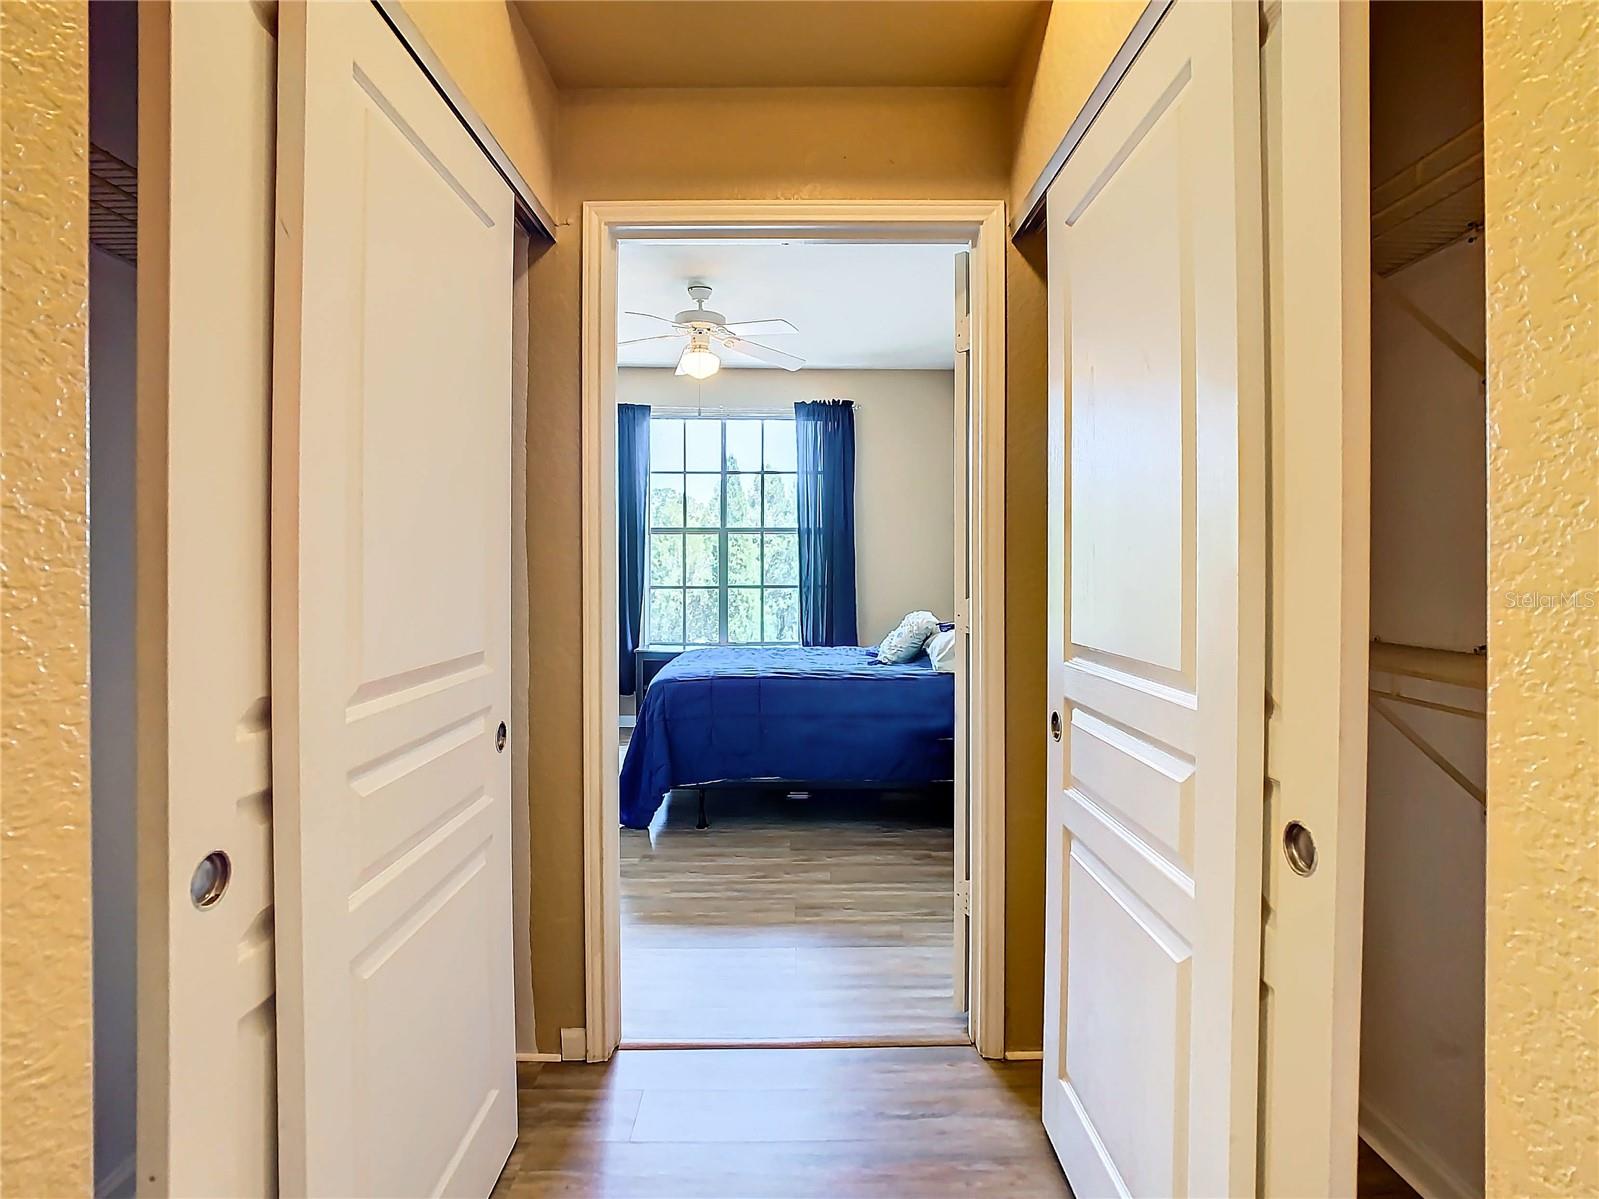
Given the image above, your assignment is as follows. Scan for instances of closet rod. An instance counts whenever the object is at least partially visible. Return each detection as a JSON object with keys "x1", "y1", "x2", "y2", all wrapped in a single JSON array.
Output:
[
  {"x1": 645, "y1": 403, "x2": 855, "y2": 418},
  {"x1": 1369, "y1": 639, "x2": 1486, "y2": 688}
]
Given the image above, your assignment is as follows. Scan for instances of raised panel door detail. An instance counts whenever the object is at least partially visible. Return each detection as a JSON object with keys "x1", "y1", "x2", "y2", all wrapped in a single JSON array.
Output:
[
  {"x1": 1069, "y1": 709, "x2": 1195, "y2": 873},
  {"x1": 1062, "y1": 843, "x2": 1192, "y2": 1199},
  {"x1": 1068, "y1": 91, "x2": 1193, "y2": 679},
  {"x1": 355, "y1": 92, "x2": 493, "y2": 694}
]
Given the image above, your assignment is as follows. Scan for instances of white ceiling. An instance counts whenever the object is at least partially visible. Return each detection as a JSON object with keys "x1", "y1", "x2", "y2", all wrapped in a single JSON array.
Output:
[{"x1": 617, "y1": 241, "x2": 960, "y2": 371}]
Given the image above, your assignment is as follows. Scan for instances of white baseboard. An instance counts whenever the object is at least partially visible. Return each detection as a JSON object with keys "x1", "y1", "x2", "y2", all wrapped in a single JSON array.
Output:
[
  {"x1": 1004, "y1": 1049, "x2": 1043, "y2": 1061},
  {"x1": 560, "y1": 1027, "x2": 588, "y2": 1062},
  {"x1": 95, "y1": 1152, "x2": 135, "y2": 1199},
  {"x1": 1360, "y1": 1099, "x2": 1482, "y2": 1199},
  {"x1": 516, "y1": 1051, "x2": 562, "y2": 1063}
]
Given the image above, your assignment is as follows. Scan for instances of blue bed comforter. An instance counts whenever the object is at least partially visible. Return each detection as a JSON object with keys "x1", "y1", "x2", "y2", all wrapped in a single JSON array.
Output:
[{"x1": 619, "y1": 645, "x2": 955, "y2": 828}]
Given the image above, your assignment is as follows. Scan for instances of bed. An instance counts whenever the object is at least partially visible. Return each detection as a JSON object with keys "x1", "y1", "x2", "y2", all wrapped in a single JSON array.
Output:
[{"x1": 619, "y1": 645, "x2": 955, "y2": 829}]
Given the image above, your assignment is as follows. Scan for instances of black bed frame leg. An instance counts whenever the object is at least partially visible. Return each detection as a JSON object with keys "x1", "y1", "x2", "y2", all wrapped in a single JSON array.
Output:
[{"x1": 696, "y1": 789, "x2": 710, "y2": 830}]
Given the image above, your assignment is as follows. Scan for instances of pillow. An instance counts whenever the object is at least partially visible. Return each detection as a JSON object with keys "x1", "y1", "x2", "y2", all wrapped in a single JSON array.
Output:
[
  {"x1": 876, "y1": 610, "x2": 940, "y2": 664},
  {"x1": 924, "y1": 629, "x2": 956, "y2": 673}
]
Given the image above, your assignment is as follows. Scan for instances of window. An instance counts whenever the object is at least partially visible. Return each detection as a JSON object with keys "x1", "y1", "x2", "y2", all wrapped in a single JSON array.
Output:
[{"x1": 647, "y1": 415, "x2": 799, "y2": 645}]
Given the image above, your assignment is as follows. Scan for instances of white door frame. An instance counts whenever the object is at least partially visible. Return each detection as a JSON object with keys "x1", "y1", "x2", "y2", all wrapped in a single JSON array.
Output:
[{"x1": 579, "y1": 200, "x2": 1009, "y2": 1061}]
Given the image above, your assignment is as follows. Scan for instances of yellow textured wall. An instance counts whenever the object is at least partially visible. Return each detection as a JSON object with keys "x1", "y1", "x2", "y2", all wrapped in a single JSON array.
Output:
[
  {"x1": 1007, "y1": 0, "x2": 1144, "y2": 215},
  {"x1": 1482, "y1": 2, "x2": 1599, "y2": 1195},
  {"x1": 400, "y1": 0, "x2": 561, "y2": 221},
  {"x1": 1003, "y1": 225, "x2": 1049, "y2": 1050},
  {"x1": 0, "y1": 1, "x2": 95, "y2": 1194},
  {"x1": 555, "y1": 86, "x2": 1010, "y2": 206},
  {"x1": 516, "y1": 83, "x2": 1025, "y2": 1054}
]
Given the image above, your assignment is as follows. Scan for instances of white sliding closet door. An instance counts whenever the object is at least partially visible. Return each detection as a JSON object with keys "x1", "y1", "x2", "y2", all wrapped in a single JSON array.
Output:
[
  {"x1": 1040, "y1": 2, "x2": 1267, "y2": 1196},
  {"x1": 272, "y1": 2, "x2": 516, "y2": 1195},
  {"x1": 136, "y1": 4, "x2": 279, "y2": 1194},
  {"x1": 1257, "y1": 2, "x2": 1371, "y2": 1194}
]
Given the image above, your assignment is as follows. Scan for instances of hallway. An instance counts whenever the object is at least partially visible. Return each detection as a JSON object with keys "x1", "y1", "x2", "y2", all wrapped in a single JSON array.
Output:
[{"x1": 491, "y1": 1047, "x2": 1069, "y2": 1197}]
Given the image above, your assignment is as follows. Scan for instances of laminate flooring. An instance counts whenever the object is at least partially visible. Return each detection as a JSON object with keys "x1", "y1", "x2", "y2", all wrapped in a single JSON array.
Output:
[
  {"x1": 492, "y1": 1048, "x2": 1069, "y2": 1198},
  {"x1": 620, "y1": 781, "x2": 967, "y2": 1044},
  {"x1": 603, "y1": 743, "x2": 1422, "y2": 1199},
  {"x1": 492, "y1": 1048, "x2": 1421, "y2": 1199}
]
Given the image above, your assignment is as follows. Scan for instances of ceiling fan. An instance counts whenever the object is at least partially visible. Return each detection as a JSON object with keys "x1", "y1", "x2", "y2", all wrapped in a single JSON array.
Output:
[{"x1": 621, "y1": 284, "x2": 804, "y2": 379}]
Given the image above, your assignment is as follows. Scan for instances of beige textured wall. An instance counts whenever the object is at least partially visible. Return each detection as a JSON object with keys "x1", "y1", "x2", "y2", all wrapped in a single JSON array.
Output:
[
  {"x1": 558, "y1": 86, "x2": 1011, "y2": 205},
  {"x1": 1482, "y1": 2, "x2": 1599, "y2": 1195},
  {"x1": 1007, "y1": 0, "x2": 1144, "y2": 215},
  {"x1": 1003, "y1": 225, "x2": 1049, "y2": 1051},
  {"x1": 399, "y1": 0, "x2": 560, "y2": 221},
  {"x1": 0, "y1": 2, "x2": 95, "y2": 1194}
]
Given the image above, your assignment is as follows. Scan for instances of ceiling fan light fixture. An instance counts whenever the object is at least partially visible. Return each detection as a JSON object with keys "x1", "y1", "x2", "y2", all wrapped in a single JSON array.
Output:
[{"x1": 676, "y1": 334, "x2": 721, "y2": 380}]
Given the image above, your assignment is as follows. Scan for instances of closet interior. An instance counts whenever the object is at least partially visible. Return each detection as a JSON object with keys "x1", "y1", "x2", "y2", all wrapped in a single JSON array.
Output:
[
  {"x1": 88, "y1": 4, "x2": 141, "y2": 1196},
  {"x1": 1361, "y1": 3, "x2": 1487, "y2": 1197}
]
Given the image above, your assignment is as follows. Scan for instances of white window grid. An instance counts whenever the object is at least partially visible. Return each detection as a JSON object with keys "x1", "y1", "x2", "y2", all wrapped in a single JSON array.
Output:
[{"x1": 645, "y1": 414, "x2": 800, "y2": 646}]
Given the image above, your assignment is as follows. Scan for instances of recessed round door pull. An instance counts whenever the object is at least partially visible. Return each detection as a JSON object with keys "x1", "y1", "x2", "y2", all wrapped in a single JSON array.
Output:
[
  {"x1": 496, "y1": 721, "x2": 508, "y2": 753},
  {"x1": 1050, "y1": 711, "x2": 1063, "y2": 742},
  {"x1": 1283, "y1": 821, "x2": 1318, "y2": 877},
  {"x1": 190, "y1": 850, "x2": 232, "y2": 909}
]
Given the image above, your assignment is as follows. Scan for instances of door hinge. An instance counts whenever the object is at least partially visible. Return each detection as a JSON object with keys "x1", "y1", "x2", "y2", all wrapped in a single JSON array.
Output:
[
  {"x1": 954, "y1": 315, "x2": 971, "y2": 354},
  {"x1": 955, "y1": 879, "x2": 972, "y2": 917}
]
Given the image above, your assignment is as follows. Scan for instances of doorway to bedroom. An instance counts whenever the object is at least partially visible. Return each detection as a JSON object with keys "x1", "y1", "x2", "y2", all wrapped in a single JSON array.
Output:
[{"x1": 583, "y1": 205, "x2": 1007, "y2": 1053}]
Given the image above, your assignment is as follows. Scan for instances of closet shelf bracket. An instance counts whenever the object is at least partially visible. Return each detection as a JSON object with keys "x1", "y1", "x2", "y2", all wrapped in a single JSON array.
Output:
[
  {"x1": 1369, "y1": 694, "x2": 1487, "y2": 809},
  {"x1": 1373, "y1": 273, "x2": 1485, "y2": 379}
]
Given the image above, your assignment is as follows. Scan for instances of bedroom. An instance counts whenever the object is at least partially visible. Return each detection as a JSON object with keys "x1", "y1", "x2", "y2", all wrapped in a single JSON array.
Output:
[{"x1": 612, "y1": 238, "x2": 976, "y2": 1045}]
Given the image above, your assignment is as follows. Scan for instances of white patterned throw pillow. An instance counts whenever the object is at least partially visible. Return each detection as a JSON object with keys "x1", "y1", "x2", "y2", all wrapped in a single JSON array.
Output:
[{"x1": 876, "y1": 610, "x2": 941, "y2": 664}]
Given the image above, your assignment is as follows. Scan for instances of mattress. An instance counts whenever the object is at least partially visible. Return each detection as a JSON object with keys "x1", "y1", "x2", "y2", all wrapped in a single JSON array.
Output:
[{"x1": 618, "y1": 644, "x2": 955, "y2": 828}]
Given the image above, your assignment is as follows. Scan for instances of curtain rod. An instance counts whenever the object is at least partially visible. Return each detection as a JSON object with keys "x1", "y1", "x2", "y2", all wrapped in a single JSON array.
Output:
[{"x1": 639, "y1": 400, "x2": 856, "y2": 418}]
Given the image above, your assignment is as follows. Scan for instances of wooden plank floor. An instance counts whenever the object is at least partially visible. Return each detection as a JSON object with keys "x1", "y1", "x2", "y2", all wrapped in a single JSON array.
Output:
[
  {"x1": 492, "y1": 1048, "x2": 1070, "y2": 1198},
  {"x1": 601, "y1": 745, "x2": 1424, "y2": 1197},
  {"x1": 492, "y1": 1048, "x2": 1420, "y2": 1199},
  {"x1": 620, "y1": 785, "x2": 967, "y2": 1043}
]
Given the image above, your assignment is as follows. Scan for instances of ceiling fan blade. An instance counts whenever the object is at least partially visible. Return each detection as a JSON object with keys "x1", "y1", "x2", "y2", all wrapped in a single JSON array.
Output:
[
  {"x1": 722, "y1": 336, "x2": 805, "y2": 371},
  {"x1": 618, "y1": 333, "x2": 685, "y2": 347},
  {"x1": 623, "y1": 310, "x2": 684, "y2": 328},
  {"x1": 721, "y1": 319, "x2": 798, "y2": 337}
]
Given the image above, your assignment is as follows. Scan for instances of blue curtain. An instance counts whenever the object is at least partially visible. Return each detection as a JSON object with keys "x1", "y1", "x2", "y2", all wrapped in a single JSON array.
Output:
[
  {"x1": 617, "y1": 404, "x2": 651, "y2": 694},
  {"x1": 795, "y1": 400, "x2": 858, "y2": 646}
]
